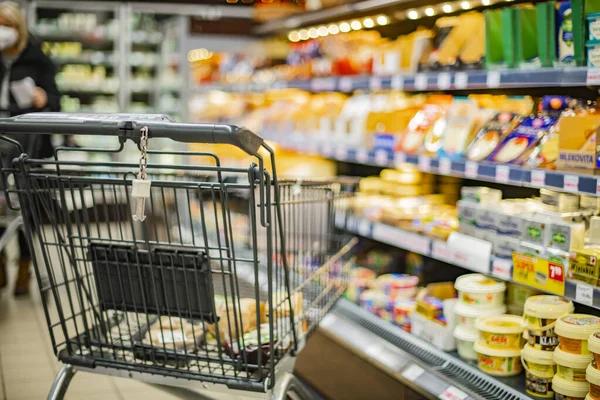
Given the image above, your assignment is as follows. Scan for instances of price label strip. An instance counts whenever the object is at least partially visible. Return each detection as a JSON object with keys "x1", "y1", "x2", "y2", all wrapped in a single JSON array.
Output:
[
  {"x1": 564, "y1": 175, "x2": 579, "y2": 193},
  {"x1": 465, "y1": 161, "x2": 478, "y2": 179},
  {"x1": 512, "y1": 252, "x2": 565, "y2": 295},
  {"x1": 575, "y1": 282, "x2": 594, "y2": 306},
  {"x1": 530, "y1": 170, "x2": 546, "y2": 187},
  {"x1": 439, "y1": 386, "x2": 469, "y2": 400}
]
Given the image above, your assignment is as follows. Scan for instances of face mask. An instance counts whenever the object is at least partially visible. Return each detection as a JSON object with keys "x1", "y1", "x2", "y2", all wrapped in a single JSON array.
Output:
[{"x1": 0, "y1": 26, "x2": 17, "y2": 51}]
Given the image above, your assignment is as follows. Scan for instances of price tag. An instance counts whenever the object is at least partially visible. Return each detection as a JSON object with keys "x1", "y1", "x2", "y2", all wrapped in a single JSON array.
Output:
[
  {"x1": 402, "y1": 364, "x2": 425, "y2": 381},
  {"x1": 373, "y1": 223, "x2": 431, "y2": 254},
  {"x1": 496, "y1": 165, "x2": 510, "y2": 183},
  {"x1": 375, "y1": 149, "x2": 389, "y2": 165},
  {"x1": 335, "y1": 146, "x2": 348, "y2": 160},
  {"x1": 391, "y1": 75, "x2": 404, "y2": 90},
  {"x1": 439, "y1": 158, "x2": 452, "y2": 174},
  {"x1": 531, "y1": 170, "x2": 546, "y2": 187},
  {"x1": 338, "y1": 76, "x2": 353, "y2": 92},
  {"x1": 486, "y1": 71, "x2": 501, "y2": 88},
  {"x1": 437, "y1": 72, "x2": 451, "y2": 90},
  {"x1": 439, "y1": 386, "x2": 468, "y2": 400},
  {"x1": 454, "y1": 72, "x2": 468, "y2": 89},
  {"x1": 465, "y1": 161, "x2": 478, "y2": 178},
  {"x1": 394, "y1": 152, "x2": 406, "y2": 167},
  {"x1": 369, "y1": 76, "x2": 382, "y2": 91},
  {"x1": 492, "y1": 257, "x2": 512, "y2": 280},
  {"x1": 576, "y1": 282, "x2": 594, "y2": 306},
  {"x1": 587, "y1": 68, "x2": 600, "y2": 86},
  {"x1": 414, "y1": 74, "x2": 428, "y2": 90},
  {"x1": 356, "y1": 148, "x2": 369, "y2": 163},
  {"x1": 418, "y1": 155, "x2": 431, "y2": 172},
  {"x1": 512, "y1": 253, "x2": 565, "y2": 295},
  {"x1": 564, "y1": 175, "x2": 579, "y2": 192}
]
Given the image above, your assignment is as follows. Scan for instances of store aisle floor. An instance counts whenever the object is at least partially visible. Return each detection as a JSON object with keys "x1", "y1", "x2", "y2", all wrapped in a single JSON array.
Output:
[{"x1": 0, "y1": 259, "x2": 242, "y2": 400}]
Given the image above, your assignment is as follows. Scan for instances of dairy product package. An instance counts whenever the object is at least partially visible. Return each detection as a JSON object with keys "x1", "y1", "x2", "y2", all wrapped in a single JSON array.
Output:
[
  {"x1": 460, "y1": 186, "x2": 502, "y2": 205},
  {"x1": 465, "y1": 112, "x2": 522, "y2": 161}
]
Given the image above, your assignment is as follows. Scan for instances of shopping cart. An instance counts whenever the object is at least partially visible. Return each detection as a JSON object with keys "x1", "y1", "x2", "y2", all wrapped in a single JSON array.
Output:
[{"x1": 0, "y1": 113, "x2": 356, "y2": 399}]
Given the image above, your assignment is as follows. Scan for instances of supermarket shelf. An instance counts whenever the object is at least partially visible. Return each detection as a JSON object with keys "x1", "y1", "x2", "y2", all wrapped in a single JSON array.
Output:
[
  {"x1": 322, "y1": 299, "x2": 530, "y2": 400},
  {"x1": 268, "y1": 135, "x2": 600, "y2": 196},
  {"x1": 192, "y1": 67, "x2": 594, "y2": 93},
  {"x1": 338, "y1": 214, "x2": 600, "y2": 309}
]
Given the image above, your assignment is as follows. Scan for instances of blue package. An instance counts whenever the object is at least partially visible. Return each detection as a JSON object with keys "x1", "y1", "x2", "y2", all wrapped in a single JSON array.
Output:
[{"x1": 487, "y1": 116, "x2": 557, "y2": 164}]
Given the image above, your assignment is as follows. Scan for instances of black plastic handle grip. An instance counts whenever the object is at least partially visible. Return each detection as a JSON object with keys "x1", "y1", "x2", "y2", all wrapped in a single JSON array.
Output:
[{"x1": 0, "y1": 112, "x2": 264, "y2": 155}]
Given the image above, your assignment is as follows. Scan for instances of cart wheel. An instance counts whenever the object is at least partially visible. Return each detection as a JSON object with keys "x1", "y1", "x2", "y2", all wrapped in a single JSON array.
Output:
[{"x1": 47, "y1": 364, "x2": 76, "y2": 400}]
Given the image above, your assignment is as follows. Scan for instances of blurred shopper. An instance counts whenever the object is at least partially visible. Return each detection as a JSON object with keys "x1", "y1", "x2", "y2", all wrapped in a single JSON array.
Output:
[{"x1": 0, "y1": 1, "x2": 60, "y2": 295}]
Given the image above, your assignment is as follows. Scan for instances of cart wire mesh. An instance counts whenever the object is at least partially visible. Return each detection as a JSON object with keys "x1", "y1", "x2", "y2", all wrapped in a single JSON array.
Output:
[{"x1": 5, "y1": 135, "x2": 356, "y2": 391}]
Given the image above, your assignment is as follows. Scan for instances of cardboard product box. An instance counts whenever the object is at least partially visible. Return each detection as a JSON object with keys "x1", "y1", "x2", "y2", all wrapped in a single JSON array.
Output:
[
  {"x1": 569, "y1": 248, "x2": 600, "y2": 286},
  {"x1": 412, "y1": 282, "x2": 457, "y2": 351},
  {"x1": 556, "y1": 114, "x2": 600, "y2": 170}
]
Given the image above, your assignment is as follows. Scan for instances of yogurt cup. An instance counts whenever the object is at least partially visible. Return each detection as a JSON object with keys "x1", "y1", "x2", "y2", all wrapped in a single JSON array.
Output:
[
  {"x1": 589, "y1": 332, "x2": 600, "y2": 369},
  {"x1": 455, "y1": 274, "x2": 506, "y2": 308},
  {"x1": 473, "y1": 340, "x2": 522, "y2": 376},
  {"x1": 552, "y1": 374, "x2": 589, "y2": 400},
  {"x1": 587, "y1": 363, "x2": 600, "y2": 400},
  {"x1": 521, "y1": 344, "x2": 556, "y2": 398},
  {"x1": 475, "y1": 314, "x2": 525, "y2": 350},
  {"x1": 454, "y1": 300, "x2": 506, "y2": 330},
  {"x1": 523, "y1": 295, "x2": 574, "y2": 351},
  {"x1": 454, "y1": 325, "x2": 478, "y2": 361},
  {"x1": 375, "y1": 274, "x2": 419, "y2": 298},
  {"x1": 553, "y1": 346, "x2": 591, "y2": 382},
  {"x1": 556, "y1": 314, "x2": 600, "y2": 355}
]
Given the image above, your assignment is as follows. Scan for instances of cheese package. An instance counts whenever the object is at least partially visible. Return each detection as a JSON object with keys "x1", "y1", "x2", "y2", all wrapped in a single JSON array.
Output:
[
  {"x1": 465, "y1": 112, "x2": 522, "y2": 161},
  {"x1": 487, "y1": 116, "x2": 557, "y2": 164},
  {"x1": 396, "y1": 104, "x2": 446, "y2": 154},
  {"x1": 439, "y1": 98, "x2": 481, "y2": 158}
]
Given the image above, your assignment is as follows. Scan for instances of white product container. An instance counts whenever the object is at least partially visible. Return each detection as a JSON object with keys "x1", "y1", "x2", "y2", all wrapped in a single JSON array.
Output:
[
  {"x1": 411, "y1": 311, "x2": 457, "y2": 351},
  {"x1": 453, "y1": 300, "x2": 506, "y2": 329},
  {"x1": 454, "y1": 325, "x2": 478, "y2": 361},
  {"x1": 473, "y1": 340, "x2": 522, "y2": 377},
  {"x1": 454, "y1": 274, "x2": 506, "y2": 308}
]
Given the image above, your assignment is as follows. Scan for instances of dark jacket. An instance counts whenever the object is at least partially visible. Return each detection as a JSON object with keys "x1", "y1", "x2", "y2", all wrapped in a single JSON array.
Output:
[{"x1": 0, "y1": 37, "x2": 60, "y2": 159}]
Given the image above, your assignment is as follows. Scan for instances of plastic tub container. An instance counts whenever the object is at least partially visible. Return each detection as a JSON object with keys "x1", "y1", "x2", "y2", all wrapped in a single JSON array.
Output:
[
  {"x1": 375, "y1": 274, "x2": 419, "y2": 298},
  {"x1": 590, "y1": 332, "x2": 600, "y2": 369},
  {"x1": 454, "y1": 301, "x2": 506, "y2": 329},
  {"x1": 473, "y1": 340, "x2": 522, "y2": 376},
  {"x1": 587, "y1": 363, "x2": 600, "y2": 400},
  {"x1": 521, "y1": 344, "x2": 556, "y2": 398},
  {"x1": 454, "y1": 326, "x2": 478, "y2": 361},
  {"x1": 475, "y1": 314, "x2": 525, "y2": 350},
  {"x1": 455, "y1": 274, "x2": 506, "y2": 308},
  {"x1": 523, "y1": 295, "x2": 574, "y2": 351},
  {"x1": 556, "y1": 314, "x2": 600, "y2": 355},
  {"x1": 554, "y1": 346, "x2": 591, "y2": 382},
  {"x1": 552, "y1": 374, "x2": 589, "y2": 400}
]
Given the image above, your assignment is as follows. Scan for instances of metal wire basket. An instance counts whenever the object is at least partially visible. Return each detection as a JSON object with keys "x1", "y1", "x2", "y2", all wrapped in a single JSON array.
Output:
[{"x1": 0, "y1": 113, "x2": 356, "y2": 397}]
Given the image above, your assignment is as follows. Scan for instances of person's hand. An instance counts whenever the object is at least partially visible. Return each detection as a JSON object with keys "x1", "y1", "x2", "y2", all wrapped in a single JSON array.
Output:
[{"x1": 32, "y1": 87, "x2": 47, "y2": 109}]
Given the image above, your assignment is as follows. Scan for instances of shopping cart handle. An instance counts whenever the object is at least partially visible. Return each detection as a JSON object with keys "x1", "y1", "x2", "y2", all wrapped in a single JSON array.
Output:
[{"x1": 0, "y1": 112, "x2": 264, "y2": 155}]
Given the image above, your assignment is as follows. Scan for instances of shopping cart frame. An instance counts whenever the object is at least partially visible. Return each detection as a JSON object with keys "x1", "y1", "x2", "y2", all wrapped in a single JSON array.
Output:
[{"x1": 0, "y1": 113, "x2": 356, "y2": 399}]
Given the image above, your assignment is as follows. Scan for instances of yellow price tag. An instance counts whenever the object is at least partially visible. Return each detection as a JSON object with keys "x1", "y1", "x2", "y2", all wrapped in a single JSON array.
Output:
[{"x1": 512, "y1": 253, "x2": 565, "y2": 295}]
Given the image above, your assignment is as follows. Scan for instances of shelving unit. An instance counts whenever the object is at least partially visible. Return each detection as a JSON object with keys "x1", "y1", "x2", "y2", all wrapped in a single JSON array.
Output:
[
  {"x1": 191, "y1": 67, "x2": 595, "y2": 93},
  {"x1": 322, "y1": 299, "x2": 530, "y2": 400}
]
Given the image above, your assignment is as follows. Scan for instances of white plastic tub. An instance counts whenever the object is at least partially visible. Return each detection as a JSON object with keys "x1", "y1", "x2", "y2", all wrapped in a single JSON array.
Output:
[
  {"x1": 553, "y1": 346, "x2": 591, "y2": 382},
  {"x1": 475, "y1": 314, "x2": 525, "y2": 350},
  {"x1": 552, "y1": 374, "x2": 589, "y2": 400},
  {"x1": 473, "y1": 340, "x2": 522, "y2": 376},
  {"x1": 556, "y1": 314, "x2": 600, "y2": 355},
  {"x1": 521, "y1": 344, "x2": 556, "y2": 398},
  {"x1": 455, "y1": 274, "x2": 505, "y2": 308},
  {"x1": 523, "y1": 295, "x2": 574, "y2": 351},
  {"x1": 454, "y1": 325, "x2": 478, "y2": 361},
  {"x1": 587, "y1": 363, "x2": 600, "y2": 400},
  {"x1": 453, "y1": 301, "x2": 506, "y2": 329}
]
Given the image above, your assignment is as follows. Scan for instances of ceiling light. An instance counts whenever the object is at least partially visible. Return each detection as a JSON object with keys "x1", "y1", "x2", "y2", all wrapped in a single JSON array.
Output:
[
  {"x1": 308, "y1": 27, "x2": 319, "y2": 38},
  {"x1": 299, "y1": 29, "x2": 309, "y2": 40},
  {"x1": 461, "y1": 1, "x2": 470, "y2": 9},
  {"x1": 339, "y1": 22, "x2": 351, "y2": 32},
  {"x1": 482, "y1": 0, "x2": 491, "y2": 4},
  {"x1": 376, "y1": 15, "x2": 389, "y2": 25},
  {"x1": 442, "y1": 4, "x2": 453, "y2": 12},
  {"x1": 407, "y1": 10, "x2": 419, "y2": 19},
  {"x1": 350, "y1": 20, "x2": 362, "y2": 30},
  {"x1": 328, "y1": 24, "x2": 339, "y2": 34},
  {"x1": 363, "y1": 18, "x2": 374, "y2": 28},
  {"x1": 288, "y1": 31, "x2": 300, "y2": 42},
  {"x1": 425, "y1": 7, "x2": 435, "y2": 16},
  {"x1": 318, "y1": 26, "x2": 329, "y2": 36}
]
